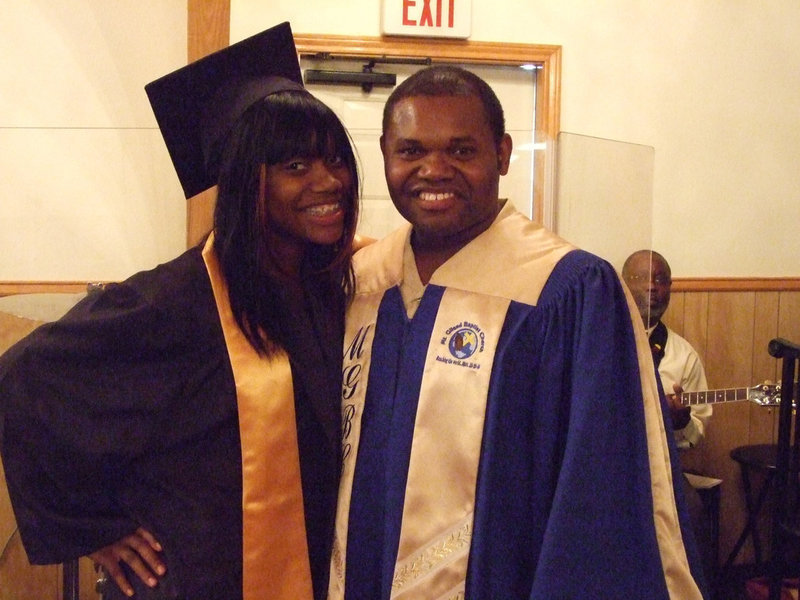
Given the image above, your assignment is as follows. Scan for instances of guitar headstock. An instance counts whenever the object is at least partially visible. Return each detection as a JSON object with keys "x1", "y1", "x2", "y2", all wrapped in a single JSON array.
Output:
[{"x1": 749, "y1": 382, "x2": 781, "y2": 406}]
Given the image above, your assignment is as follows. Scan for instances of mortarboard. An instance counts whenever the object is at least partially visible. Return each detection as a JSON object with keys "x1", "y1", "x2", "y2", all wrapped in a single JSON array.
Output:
[{"x1": 145, "y1": 21, "x2": 303, "y2": 199}]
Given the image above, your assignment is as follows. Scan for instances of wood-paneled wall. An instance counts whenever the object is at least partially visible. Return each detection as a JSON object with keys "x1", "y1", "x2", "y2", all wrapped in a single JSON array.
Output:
[{"x1": 665, "y1": 283, "x2": 800, "y2": 566}]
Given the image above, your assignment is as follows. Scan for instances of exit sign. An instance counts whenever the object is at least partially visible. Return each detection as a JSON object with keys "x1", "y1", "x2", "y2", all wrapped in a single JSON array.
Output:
[{"x1": 382, "y1": 0, "x2": 471, "y2": 38}]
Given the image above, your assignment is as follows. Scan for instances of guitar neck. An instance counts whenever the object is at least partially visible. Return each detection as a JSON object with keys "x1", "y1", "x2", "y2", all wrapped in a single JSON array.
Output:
[
  {"x1": 681, "y1": 382, "x2": 794, "y2": 407},
  {"x1": 681, "y1": 387, "x2": 751, "y2": 406}
]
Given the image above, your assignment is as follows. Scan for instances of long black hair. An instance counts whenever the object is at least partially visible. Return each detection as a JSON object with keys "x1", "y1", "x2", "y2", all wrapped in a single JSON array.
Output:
[{"x1": 212, "y1": 90, "x2": 359, "y2": 355}]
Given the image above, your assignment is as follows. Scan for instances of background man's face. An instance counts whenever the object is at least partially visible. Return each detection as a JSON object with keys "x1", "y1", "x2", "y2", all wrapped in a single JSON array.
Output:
[
  {"x1": 380, "y1": 95, "x2": 511, "y2": 250},
  {"x1": 624, "y1": 253, "x2": 672, "y2": 328}
]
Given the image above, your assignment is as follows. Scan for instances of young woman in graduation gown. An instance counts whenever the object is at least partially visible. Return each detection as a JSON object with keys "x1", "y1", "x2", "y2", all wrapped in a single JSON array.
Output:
[{"x1": 0, "y1": 23, "x2": 359, "y2": 600}]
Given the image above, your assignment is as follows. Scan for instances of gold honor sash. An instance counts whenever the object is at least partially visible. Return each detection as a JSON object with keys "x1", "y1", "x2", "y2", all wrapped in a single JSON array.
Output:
[
  {"x1": 391, "y1": 288, "x2": 510, "y2": 599},
  {"x1": 328, "y1": 281, "x2": 510, "y2": 599},
  {"x1": 328, "y1": 288, "x2": 383, "y2": 598},
  {"x1": 203, "y1": 236, "x2": 313, "y2": 600}
]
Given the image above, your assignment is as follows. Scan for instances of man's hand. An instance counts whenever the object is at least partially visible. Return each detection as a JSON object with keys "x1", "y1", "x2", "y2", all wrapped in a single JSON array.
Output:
[
  {"x1": 89, "y1": 528, "x2": 166, "y2": 597},
  {"x1": 666, "y1": 383, "x2": 692, "y2": 430}
]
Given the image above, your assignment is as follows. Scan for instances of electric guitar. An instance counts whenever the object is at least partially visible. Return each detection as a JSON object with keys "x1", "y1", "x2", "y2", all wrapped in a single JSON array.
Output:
[{"x1": 680, "y1": 382, "x2": 791, "y2": 407}]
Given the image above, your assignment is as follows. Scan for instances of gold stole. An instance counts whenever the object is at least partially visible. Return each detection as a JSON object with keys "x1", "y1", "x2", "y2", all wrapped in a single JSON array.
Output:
[
  {"x1": 202, "y1": 236, "x2": 313, "y2": 600},
  {"x1": 622, "y1": 284, "x2": 703, "y2": 599},
  {"x1": 327, "y1": 222, "x2": 512, "y2": 598},
  {"x1": 328, "y1": 287, "x2": 383, "y2": 598},
  {"x1": 391, "y1": 289, "x2": 510, "y2": 599}
]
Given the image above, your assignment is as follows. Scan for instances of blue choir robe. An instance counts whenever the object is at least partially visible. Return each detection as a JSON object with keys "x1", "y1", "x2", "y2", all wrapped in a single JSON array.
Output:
[{"x1": 330, "y1": 202, "x2": 707, "y2": 600}]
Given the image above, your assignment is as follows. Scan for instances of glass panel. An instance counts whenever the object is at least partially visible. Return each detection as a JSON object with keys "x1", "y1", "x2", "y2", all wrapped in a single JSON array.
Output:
[
  {"x1": 554, "y1": 132, "x2": 655, "y2": 272},
  {"x1": 555, "y1": 132, "x2": 664, "y2": 330}
]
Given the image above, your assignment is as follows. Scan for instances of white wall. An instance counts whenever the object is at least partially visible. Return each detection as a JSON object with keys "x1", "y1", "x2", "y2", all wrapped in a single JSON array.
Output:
[
  {"x1": 0, "y1": 2, "x2": 187, "y2": 281},
  {"x1": 2, "y1": 2, "x2": 797, "y2": 280},
  {"x1": 233, "y1": 0, "x2": 800, "y2": 277}
]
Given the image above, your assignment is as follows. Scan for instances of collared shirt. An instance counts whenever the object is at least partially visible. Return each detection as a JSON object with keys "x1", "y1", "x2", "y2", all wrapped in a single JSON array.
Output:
[{"x1": 647, "y1": 323, "x2": 711, "y2": 448}]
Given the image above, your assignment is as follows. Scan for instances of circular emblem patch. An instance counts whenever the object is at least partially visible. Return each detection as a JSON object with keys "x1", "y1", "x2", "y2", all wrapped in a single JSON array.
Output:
[{"x1": 448, "y1": 328, "x2": 479, "y2": 359}]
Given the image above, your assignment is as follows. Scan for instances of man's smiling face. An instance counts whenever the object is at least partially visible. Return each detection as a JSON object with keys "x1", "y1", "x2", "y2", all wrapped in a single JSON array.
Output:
[{"x1": 380, "y1": 94, "x2": 512, "y2": 252}]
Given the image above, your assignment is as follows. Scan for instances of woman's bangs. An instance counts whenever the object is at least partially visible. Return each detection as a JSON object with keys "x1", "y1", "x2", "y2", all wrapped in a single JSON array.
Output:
[{"x1": 266, "y1": 99, "x2": 346, "y2": 164}]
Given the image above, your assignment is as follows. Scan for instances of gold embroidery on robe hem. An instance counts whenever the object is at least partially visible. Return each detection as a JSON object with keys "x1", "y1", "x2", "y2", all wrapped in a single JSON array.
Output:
[
  {"x1": 330, "y1": 540, "x2": 345, "y2": 590},
  {"x1": 392, "y1": 520, "x2": 472, "y2": 590}
]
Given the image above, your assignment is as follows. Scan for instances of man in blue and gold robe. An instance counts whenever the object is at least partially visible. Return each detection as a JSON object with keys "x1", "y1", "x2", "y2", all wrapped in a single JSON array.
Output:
[{"x1": 328, "y1": 65, "x2": 707, "y2": 600}]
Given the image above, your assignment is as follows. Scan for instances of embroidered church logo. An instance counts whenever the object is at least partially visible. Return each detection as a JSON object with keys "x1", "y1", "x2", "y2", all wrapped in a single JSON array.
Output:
[
  {"x1": 437, "y1": 322, "x2": 485, "y2": 369},
  {"x1": 448, "y1": 327, "x2": 478, "y2": 359}
]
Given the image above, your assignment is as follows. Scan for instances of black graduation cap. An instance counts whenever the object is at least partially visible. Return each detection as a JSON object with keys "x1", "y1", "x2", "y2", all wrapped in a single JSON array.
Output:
[{"x1": 145, "y1": 21, "x2": 303, "y2": 199}]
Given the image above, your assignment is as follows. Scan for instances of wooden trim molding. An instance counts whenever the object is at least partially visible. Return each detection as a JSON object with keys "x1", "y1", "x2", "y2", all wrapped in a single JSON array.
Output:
[
  {"x1": 0, "y1": 282, "x2": 95, "y2": 297},
  {"x1": 4, "y1": 277, "x2": 799, "y2": 298},
  {"x1": 671, "y1": 278, "x2": 800, "y2": 292},
  {"x1": 293, "y1": 33, "x2": 561, "y2": 224},
  {"x1": 18, "y1": 274, "x2": 790, "y2": 301},
  {"x1": 188, "y1": 0, "x2": 230, "y2": 63},
  {"x1": 185, "y1": 0, "x2": 230, "y2": 247},
  {"x1": 293, "y1": 34, "x2": 561, "y2": 141}
]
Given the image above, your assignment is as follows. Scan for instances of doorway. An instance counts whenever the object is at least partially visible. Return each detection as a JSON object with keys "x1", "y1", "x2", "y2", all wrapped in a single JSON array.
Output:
[{"x1": 302, "y1": 59, "x2": 538, "y2": 239}]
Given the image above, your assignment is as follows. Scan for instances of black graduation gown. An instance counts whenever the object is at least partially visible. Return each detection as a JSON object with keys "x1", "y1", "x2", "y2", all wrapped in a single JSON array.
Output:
[{"x1": 0, "y1": 246, "x2": 342, "y2": 599}]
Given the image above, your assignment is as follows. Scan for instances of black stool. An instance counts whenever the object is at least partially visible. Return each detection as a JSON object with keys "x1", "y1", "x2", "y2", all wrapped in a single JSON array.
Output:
[
  {"x1": 765, "y1": 337, "x2": 800, "y2": 600},
  {"x1": 722, "y1": 444, "x2": 778, "y2": 572}
]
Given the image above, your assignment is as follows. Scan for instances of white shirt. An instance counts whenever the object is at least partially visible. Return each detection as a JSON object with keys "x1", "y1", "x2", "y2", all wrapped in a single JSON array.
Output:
[{"x1": 648, "y1": 324, "x2": 712, "y2": 449}]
